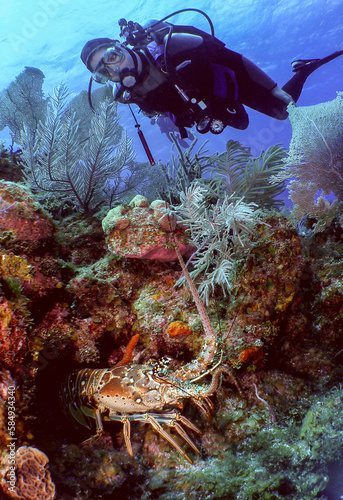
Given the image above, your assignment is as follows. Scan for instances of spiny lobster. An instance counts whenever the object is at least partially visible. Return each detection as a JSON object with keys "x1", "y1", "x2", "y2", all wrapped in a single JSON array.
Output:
[{"x1": 60, "y1": 236, "x2": 240, "y2": 463}]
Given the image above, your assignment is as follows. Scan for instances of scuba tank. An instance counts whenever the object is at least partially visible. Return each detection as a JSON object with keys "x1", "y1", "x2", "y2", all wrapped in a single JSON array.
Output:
[
  {"x1": 117, "y1": 10, "x2": 241, "y2": 135},
  {"x1": 117, "y1": 10, "x2": 230, "y2": 135},
  {"x1": 87, "y1": 9, "x2": 240, "y2": 141}
]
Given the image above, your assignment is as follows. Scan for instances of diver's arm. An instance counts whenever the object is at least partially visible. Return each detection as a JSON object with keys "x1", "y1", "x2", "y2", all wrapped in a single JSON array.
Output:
[{"x1": 271, "y1": 85, "x2": 294, "y2": 105}]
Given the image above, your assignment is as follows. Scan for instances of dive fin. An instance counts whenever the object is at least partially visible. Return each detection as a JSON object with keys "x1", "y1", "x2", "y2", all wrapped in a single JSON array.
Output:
[
  {"x1": 291, "y1": 58, "x2": 321, "y2": 72},
  {"x1": 292, "y1": 50, "x2": 343, "y2": 72}
]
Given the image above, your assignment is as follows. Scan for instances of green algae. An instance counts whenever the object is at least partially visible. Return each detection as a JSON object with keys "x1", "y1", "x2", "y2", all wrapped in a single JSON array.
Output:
[{"x1": 148, "y1": 386, "x2": 343, "y2": 500}]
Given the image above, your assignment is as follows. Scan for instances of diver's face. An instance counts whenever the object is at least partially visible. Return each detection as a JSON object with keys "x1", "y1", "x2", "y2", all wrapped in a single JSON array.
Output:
[{"x1": 90, "y1": 45, "x2": 135, "y2": 84}]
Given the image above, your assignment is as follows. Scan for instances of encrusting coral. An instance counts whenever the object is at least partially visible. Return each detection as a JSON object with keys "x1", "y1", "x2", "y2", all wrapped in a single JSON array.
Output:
[
  {"x1": 102, "y1": 195, "x2": 195, "y2": 261},
  {"x1": 0, "y1": 181, "x2": 55, "y2": 253}
]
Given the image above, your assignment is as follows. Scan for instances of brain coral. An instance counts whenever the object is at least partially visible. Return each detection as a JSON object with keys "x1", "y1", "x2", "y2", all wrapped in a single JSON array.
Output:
[{"x1": 3, "y1": 446, "x2": 55, "y2": 500}]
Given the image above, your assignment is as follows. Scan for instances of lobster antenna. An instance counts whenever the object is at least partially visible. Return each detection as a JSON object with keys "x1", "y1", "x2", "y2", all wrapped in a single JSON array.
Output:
[{"x1": 173, "y1": 234, "x2": 217, "y2": 370}]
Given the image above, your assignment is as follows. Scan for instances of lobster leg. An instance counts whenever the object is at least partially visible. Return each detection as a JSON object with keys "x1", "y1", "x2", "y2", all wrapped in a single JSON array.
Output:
[
  {"x1": 80, "y1": 409, "x2": 105, "y2": 447},
  {"x1": 143, "y1": 414, "x2": 195, "y2": 464},
  {"x1": 121, "y1": 416, "x2": 133, "y2": 458},
  {"x1": 106, "y1": 411, "x2": 200, "y2": 462},
  {"x1": 191, "y1": 398, "x2": 213, "y2": 421},
  {"x1": 157, "y1": 413, "x2": 201, "y2": 454},
  {"x1": 95, "y1": 409, "x2": 104, "y2": 433},
  {"x1": 170, "y1": 422, "x2": 200, "y2": 454},
  {"x1": 174, "y1": 413, "x2": 202, "y2": 435}
]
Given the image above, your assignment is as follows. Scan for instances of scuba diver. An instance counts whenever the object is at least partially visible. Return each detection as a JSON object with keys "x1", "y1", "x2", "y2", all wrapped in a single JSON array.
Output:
[{"x1": 80, "y1": 10, "x2": 343, "y2": 139}]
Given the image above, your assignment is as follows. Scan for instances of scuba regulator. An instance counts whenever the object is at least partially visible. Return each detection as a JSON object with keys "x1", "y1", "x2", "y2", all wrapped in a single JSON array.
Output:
[
  {"x1": 86, "y1": 9, "x2": 229, "y2": 164},
  {"x1": 117, "y1": 10, "x2": 229, "y2": 135}
]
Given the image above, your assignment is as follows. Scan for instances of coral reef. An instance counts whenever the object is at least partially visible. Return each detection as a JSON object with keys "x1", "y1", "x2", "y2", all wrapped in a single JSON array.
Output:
[
  {"x1": 102, "y1": 195, "x2": 195, "y2": 261},
  {"x1": 0, "y1": 181, "x2": 55, "y2": 254},
  {"x1": 223, "y1": 215, "x2": 305, "y2": 367},
  {"x1": 0, "y1": 146, "x2": 24, "y2": 184},
  {"x1": 0, "y1": 150, "x2": 342, "y2": 499},
  {"x1": 0, "y1": 297, "x2": 30, "y2": 367},
  {"x1": 145, "y1": 386, "x2": 343, "y2": 500}
]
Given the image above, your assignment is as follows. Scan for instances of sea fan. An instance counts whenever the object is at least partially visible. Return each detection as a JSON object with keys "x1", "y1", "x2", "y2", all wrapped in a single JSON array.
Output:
[
  {"x1": 0, "y1": 67, "x2": 47, "y2": 146},
  {"x1": 20, "y1": 83, "x2": 142, "y2": 216},
  {"x1": 271, "y1": 93, "x2": 343, "y2": 231}
]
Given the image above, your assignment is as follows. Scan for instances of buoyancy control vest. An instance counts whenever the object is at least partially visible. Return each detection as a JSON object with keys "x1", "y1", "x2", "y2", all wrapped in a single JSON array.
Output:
[
  {"x1": 109, "y1": 10, "x2": 247, "y2": 135},
  {"x1": 116, "y1": 20, "x2": 243, "y2": 136}
]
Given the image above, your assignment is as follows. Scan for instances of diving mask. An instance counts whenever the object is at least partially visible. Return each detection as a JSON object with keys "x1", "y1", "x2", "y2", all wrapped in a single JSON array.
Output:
[{"x1": 92, "y1": 46, "x2": 126, "y2": 84}]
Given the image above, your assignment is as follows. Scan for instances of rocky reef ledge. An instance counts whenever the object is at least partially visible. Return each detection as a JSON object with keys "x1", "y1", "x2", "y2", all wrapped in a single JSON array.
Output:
[{"x1": 0, "y1": 184, "x2": 342, "y2": 499}]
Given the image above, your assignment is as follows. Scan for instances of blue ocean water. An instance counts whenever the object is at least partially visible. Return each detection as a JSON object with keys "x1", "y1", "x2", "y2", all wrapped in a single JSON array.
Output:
[{"x1": 1, "y1": 0, "x2": 343, "y2": 161}]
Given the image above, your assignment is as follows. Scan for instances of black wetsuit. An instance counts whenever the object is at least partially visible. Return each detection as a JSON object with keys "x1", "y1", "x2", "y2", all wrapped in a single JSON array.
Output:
[{"x1": 114, "y1": 26, "x2": 343, "y2": 133}]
